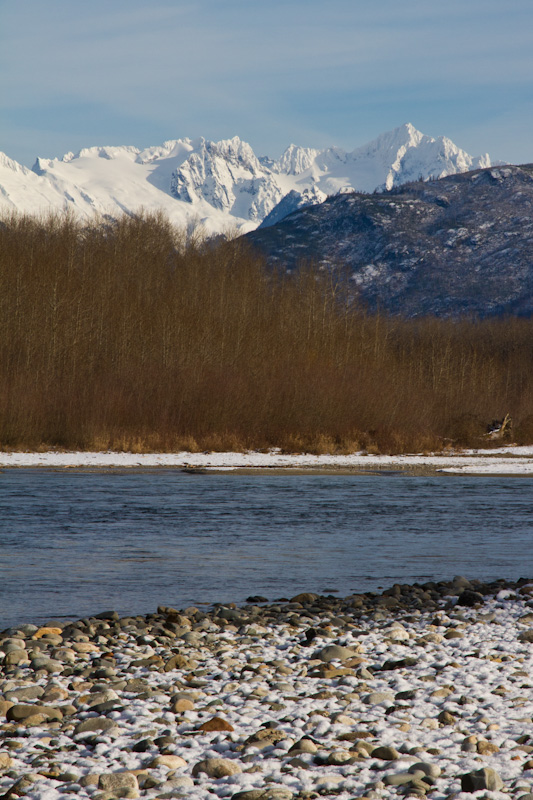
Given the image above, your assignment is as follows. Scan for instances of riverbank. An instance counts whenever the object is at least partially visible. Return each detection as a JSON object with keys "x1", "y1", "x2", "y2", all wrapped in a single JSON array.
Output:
[
  {"x1": 1, "y1": 578, "x2": 533, "y2": 800},
  {"x1": 2, "y1": 446, "x2": 533, "y2": 474}
]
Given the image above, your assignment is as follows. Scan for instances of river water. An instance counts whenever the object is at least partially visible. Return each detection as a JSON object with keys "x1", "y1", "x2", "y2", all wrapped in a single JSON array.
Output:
[{"x1": 0, "y1": 470, "x2": 532, "y2": 629}]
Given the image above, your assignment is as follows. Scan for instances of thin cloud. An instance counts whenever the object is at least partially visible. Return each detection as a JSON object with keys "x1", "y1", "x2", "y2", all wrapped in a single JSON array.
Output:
[{"x1": 1, "y1": 0, "x2": 532, "y2": 165}]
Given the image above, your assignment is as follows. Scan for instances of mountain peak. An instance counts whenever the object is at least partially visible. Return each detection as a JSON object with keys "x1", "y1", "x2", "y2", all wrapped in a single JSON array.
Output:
[
  {"x1": 1, "y1": 125, "x2": 497, "y2": 233},
  {"x1": 275, "y1": 144, "x2": 320, "y2": 175}
]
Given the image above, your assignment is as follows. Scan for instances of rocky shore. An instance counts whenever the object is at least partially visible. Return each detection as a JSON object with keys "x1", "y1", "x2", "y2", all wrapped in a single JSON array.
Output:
[{"x1": 1, "y1": 578, "x2": 533, "y2": 800}]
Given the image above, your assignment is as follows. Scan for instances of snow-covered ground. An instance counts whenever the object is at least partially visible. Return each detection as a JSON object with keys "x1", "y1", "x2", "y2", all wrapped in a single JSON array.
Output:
[
  {"x1": 1, "y1": 585, "x2": 533, "y2": 800},
  {"x1": 1, "y1": 447, "x2": 533, "y2": 474}
]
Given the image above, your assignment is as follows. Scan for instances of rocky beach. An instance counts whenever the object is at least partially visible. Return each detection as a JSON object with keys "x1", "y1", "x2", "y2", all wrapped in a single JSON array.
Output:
[{"x1": 1, "y1": 578, "x2": 533, "y2": 800}]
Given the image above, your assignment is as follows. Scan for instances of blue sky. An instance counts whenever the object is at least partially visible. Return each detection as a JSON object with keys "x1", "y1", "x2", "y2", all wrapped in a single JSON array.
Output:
[{"x1": 1, "y1": 0, "x2": 532, "y2": 166}]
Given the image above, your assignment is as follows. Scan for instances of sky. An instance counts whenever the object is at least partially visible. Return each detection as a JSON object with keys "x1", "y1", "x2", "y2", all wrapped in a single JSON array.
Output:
[{"x1": 1, "y1": 0, "x2": 532, "y2": 167}]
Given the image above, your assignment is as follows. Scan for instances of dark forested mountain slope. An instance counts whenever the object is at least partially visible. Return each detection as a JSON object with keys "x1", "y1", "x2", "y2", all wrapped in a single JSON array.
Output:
[{"x1": 245, "y1": 164, "x2": 533, "y2": 317}]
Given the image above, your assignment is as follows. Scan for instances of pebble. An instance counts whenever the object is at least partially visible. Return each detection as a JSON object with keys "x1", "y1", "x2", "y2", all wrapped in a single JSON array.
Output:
[
  {"x1": 461, "y1": 767, "x2": 504, "y2": 791},
  {"x1": 315, "y1": 644, "x2": 359, "y2": 662},
  {"x1": 149, "y1": 755, "x2": 187, "y2": 769},
  {"x1": 192, "y1": 757, "x2": 242, "y2": 777},
  {"x1": 99, "y1": 772, "x2": 139, "y2": 795},
  {"x1": 0, "y1": 576, "x2": 531, "y2": 800},
  {"x1": 372, "y1": 745, "x2": 400, "y2": 760},
  {"x1": 232, "y1": 790, "x2": 293, "y2": 800},
  {"x1": 364, "y1": 691, "x2": 395, "y2": 706},
  {"x1": 197, "y1": 715, "x2": 234, "y2": 732}
]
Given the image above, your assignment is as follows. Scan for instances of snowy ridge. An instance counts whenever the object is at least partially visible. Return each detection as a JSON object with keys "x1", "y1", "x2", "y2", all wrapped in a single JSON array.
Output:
[{"x1": 0, "y1": 124, "x2": 492, "y2": 233}]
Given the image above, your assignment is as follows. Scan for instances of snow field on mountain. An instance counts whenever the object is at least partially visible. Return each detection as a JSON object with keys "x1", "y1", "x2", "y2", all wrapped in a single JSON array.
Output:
[{"x1": 0, "y1": 124, "x2": 492, "y2": 234}]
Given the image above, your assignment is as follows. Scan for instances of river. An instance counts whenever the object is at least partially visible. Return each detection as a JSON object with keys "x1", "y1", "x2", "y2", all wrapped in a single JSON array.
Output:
[{"x1": 0, "y1": 470, "x2": 531, "y2": 628}]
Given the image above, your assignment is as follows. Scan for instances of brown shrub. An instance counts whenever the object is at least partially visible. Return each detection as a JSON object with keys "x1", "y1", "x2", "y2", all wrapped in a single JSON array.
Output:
[{"x1": 1, "y1": 210, "x2": 533, "y2": 453}]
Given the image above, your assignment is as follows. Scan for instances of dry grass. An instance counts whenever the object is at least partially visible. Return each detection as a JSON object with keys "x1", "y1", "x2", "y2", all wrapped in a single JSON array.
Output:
[{"x1": 1, "y1": 210, "x2": 533, "y2": 454}]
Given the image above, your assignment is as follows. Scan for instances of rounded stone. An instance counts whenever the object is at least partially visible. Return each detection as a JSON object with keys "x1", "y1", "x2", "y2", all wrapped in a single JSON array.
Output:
[
  {"x1": 231, "y1": 790, "x2": 293, "y2": 800},
  {"x1": 33, "y1": 626, "x2": 62, "y2": 639},
  {"x1": 289, "y1": 738, "x2": 318, "y2": 754},
  {"x1": 74, "y1": 717, "x2": 117, "y2": 735},
  {"x1": 85, "y1": 689, "x2": 119, "y2": 707},
  {"x1": 70, "y1": 641, "x2": 97, "y2": 654},
  {"x1": 149, "y1": 755, "x2": 187, "y2": 770},
  {"x1": 372, "y1": 745, "x2": 399, "y2": 761},
  {"x1": 364, "y1": 692, "x2": 395, "y2": 706},
  {"x1": 385, "y1": 625, "x2": 410, "y2": 642},
  {"x1": 4, "y1": 649, "x2": 30, "y2": 666},
  {"x1": 172, "y1": 698, "x2": 194, "y2": 712},
  {"x1": 384, "y1": 772, "x2": 421, "y2": 786},
  {"x1": 6, "y1": 704, "x2": 63, "y2": 723},
  {"x1": 0, "y1": 753, "x2": 13, "y2": 769},
  {"x1": 438, "y1": 710, "x2": 456, "y2": 725},
  {"x1": 1, "y1": 638, "x2": 27, "y2": 651},
  {"x1": 0, "y1": 701, "x2": 14, "y2": 718},
  {"x1": 409, "y1": 763, "x2": 441, "y2": 778},
  {"x1": 164, "y1": 654, "x2": 195, "y2": 671},
  {"x1": 5, "y1": 686, "x2": 44, "y2": 702},
  {"x1": 30, "y1": 657, "x2": 63, "y2": 673},
  {"x1": 316, "y1": 644, "x2": 358, "y2": 662},
  {"x1": 327, "y1": 749, "x2": 353, "y2": 765},
  {"x1": 192, "y1": 757, "x2": 242, "y2": 778},
  {"x1": 290, "y1": 593, "x2": 317, "y2": 604}
]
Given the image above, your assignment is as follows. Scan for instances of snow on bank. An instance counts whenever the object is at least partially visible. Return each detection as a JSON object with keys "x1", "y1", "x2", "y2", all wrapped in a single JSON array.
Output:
[{"x1": 1, "y1": 447, "x2": 533, "y2": 474}]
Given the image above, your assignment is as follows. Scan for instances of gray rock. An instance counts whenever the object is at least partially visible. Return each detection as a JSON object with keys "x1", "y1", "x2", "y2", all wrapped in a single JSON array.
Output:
[
  {"x1": 99, "y1": 772, "x2": 139, "y2": 796},
  {"x1": 1, "y1": 638, "x2": 27, "y2": 651},
  {"x1": 85, "y1": 689, "x2": 119, "y2": 707},
  {"x1": 461, "y1": 767, "x2": 503, "y2": 792},
  {"x1": 244, "y1": 729, "x2": 289, "y2": 749},
  {"x1": 409, "y1": 763, "x2": 441, "y2": 778},
  {"x1": 6, "y1": 704, "x2": 63, "y2": 722},
  {"x1": 326, "y1": 749, "x2": 352, "y2": 765},
  {"x1": 372, "y1": 745, "x2": 399, "y2": 761},
  {"x1": 231, "y1": 790, "x2": 293, "y2": 800},
  {"x1": 438, "y1": 710, "x2": 456, "y2": 725},
  {"x1": 364, "y1": 692, "x2": 395, "y2": 706},
  {"x1": 384, "y1": 772, "x2": 423, "y2": 786},
  {"x1": 518, "y1": 630, "x2": 533, "y2": 643},
  {"x1": 290, "y1": 593, "x2": 317, "y2": 604},
  {"x1": 74, "y1": 716, "x2": 118, "y2": 735},
  {"x1": 192, "y1": 757, "x2": 242, "y2": 778},
  {"x1": 289, "y1": 738, "x2": 318, "y2": 754},
  {"x1": 358, "y1": 667, "x2": 375, "y2": 680},
  {"x1": 3, "y1": 650, "x2": 30, "y2": 666},
  {"x1": 5, "y1": 686, "x2": 44, "y2": 702},
  {"x1": 30, "y1": 657, "x2": 63, "y2": 673},
  {"x1": 79, "y1": 774, "x2": 100, "y2": 787},
  {"x1": 159, "y1": 775, "x2": 195, "y2": 792},
  {"x1": 315, "y1": 644, "x2": 358, "y2": 662},
  {"x1": 93, "y1": 610, "x2": 119, "y2": 621}
]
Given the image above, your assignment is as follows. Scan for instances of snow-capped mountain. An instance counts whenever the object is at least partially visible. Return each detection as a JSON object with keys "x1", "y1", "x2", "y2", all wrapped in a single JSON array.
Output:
[
  {"x1": 247, "y1": 164, "x2": 533, "y2": 318},
  {"x1": 0, "y1": 124, "x2": 492, "y2": 234}
]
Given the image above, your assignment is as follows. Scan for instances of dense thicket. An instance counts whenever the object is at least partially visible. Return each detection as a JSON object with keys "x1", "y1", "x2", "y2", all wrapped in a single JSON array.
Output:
[{"x1": 1, "y1": 211, "x2": 533, "y2": 453}]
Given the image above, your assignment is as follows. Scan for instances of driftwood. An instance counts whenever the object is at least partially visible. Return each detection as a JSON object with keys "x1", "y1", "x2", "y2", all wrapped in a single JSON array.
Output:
[{"x1": 486, "y1": 413, "x2": 512, "y2": 439}]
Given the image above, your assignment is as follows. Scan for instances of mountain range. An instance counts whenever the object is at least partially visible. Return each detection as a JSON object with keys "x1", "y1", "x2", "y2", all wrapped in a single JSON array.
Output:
[
  {"x1": 246, "y1": 164, "x2": 533, "y2": 318},
  {"x1": 0, "y1": 124, "x2": 491, "y2": 234}
]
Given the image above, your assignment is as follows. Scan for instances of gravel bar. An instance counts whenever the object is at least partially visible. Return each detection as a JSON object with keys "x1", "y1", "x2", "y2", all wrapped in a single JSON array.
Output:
[{"x1": 1, "y1": 577, "x2": 533, "y2": 800}]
